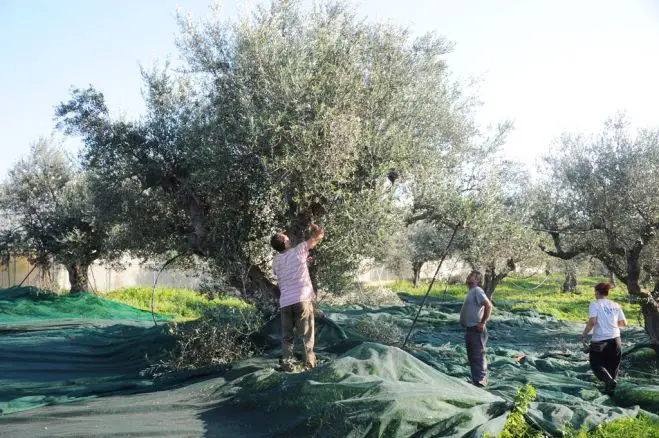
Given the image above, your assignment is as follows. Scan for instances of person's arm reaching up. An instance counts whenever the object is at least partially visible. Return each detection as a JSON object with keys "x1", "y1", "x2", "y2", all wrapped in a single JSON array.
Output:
[{"x1": 306, "y1": 224, "x2": 325, "y2": 249}]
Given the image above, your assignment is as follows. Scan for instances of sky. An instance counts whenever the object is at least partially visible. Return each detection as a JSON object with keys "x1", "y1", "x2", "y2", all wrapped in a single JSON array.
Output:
[{"x1": 1, "y1": 0, "x2": 659, "y2": 178}]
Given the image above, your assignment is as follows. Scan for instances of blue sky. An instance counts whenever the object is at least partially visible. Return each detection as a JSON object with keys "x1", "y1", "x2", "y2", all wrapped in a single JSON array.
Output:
[{"x1": 1, "y1": 0, "x2": 658, "y2": 178}]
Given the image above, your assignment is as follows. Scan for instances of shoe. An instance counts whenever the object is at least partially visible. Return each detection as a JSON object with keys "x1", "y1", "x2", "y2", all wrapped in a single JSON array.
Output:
[{"x1": 474, "y1": 379, "x2": 488, "y2": 388}]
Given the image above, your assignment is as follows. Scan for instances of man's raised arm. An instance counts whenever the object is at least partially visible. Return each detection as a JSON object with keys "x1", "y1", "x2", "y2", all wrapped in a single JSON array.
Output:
[{"x1": 306, "y1": 224, "x2": 325, "y2": 249}]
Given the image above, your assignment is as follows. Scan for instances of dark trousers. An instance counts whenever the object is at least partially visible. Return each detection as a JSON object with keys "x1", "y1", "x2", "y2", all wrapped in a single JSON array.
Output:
[
  {"x1": 589, "y1": 337, "x2": 622, "y2": 384},
  {"x1": 465, "y1": 326, "x2": 488, "y2": 384}
]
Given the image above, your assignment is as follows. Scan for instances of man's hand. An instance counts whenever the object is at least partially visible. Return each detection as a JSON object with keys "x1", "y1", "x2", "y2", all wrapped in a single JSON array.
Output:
[
  {"x1": 306, "y1": 223, "x2": 325, "y2": 249},
  {"x1": 476, "y1": 322, "x2": 486, "y2": 333}
]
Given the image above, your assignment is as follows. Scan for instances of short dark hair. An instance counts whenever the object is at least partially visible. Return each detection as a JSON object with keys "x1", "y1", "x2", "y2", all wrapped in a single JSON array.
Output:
[
  {"x1": 271, "y1": 233, "x2": 286, "y2": 253},
  {"x1": 595, "y1": 282, "x2": 613, "y2": 296}
]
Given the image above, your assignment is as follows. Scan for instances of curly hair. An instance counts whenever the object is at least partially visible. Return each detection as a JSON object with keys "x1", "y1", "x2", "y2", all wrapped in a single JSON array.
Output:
[
  {"x1": 270, "y1": 233, "x2": 287, "y2": 253},
  {"x1": 594, "y1": 282, "x2": 613, "y2": 296}
]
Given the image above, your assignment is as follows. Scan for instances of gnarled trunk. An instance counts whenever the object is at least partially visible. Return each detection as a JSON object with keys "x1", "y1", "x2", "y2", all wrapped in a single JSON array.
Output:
[
  {"x1": 66, "y1": 264, "x2": 90, "y2": 293},
  {"x1": 642, "y1": 301, "x2": 659, "y2": 347},
  {"x1": 483, "y1": 259, "x2": 516, "y2": 299},
  {"x1": 412, "y1": 262, "x2": 423, "y2": 288},
  {"x1": 483, "y1": 266, "x2": 500, "y2": 300},
  {"x1": 625, "y1": 252, "x2": 659, "y2": 347},
  {"x1": 228, "y1": 265, "x2": 280, "y2": 317},
  {"x1": 562, "y1": 272, "x2": 577, "y2": 293}
]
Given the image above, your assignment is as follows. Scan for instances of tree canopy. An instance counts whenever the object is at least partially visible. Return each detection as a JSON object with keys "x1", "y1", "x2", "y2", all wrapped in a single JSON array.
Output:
[
  {"x1": 533, "y1": 115, "x2": 659, "y2": 346},
  {"x1": 0, "y1": 139, "x2": 108, "y2": 292},
  {"x1": 53, "y1": 1, "x2": 477, "y2": 309}
]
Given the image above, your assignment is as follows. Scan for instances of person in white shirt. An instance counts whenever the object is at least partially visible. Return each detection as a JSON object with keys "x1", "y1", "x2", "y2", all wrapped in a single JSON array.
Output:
[
  {"x1": 581, "y1": 282, "x2": 627, "y2": 395},
  {"x1": 271, "y1": 224, "x2": 324, "y2": 370}
]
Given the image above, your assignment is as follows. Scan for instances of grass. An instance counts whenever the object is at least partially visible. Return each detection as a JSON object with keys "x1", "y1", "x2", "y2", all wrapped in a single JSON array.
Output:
[
  {"x1": 104, "y1": 287, "x2": 251, "y2": 321},
  {"x1": 494, "y1": 384, "x2": 659, "y2": 438},
  {"x1": 497, "y1": 384, "x2": 543, "y2": 438},
  {"x1": 564, "y1": 413, "x2": 659, "y2": 438},
  {"x1": 390, "y1": 274, "x2": 642, "y2": 324}
]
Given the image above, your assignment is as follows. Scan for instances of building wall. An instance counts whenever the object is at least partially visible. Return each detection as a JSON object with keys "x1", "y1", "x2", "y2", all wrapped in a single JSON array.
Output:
[
  {"x1": 0, "y1": 256, "x2": 471, "y2": 292},
  {"x1": 0, "y1": 257, "x2": 200, "y2": 292}
]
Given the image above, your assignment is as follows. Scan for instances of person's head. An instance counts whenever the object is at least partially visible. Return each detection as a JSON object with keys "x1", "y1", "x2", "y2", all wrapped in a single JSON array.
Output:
[
  {"x1": 594, "y1": 282, "x2": 613, "y2": 298},
  {"x1": 466, "y1": 270, "x2": 483, "y2": 287},
  {"x1": 270, "y1": 232, "x2": 291, "y2": 253}
]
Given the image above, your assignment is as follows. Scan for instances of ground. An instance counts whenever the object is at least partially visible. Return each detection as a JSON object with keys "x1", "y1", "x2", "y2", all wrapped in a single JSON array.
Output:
[{"x1": 0, "y1": 276, "x2": 657, "y2": 437}]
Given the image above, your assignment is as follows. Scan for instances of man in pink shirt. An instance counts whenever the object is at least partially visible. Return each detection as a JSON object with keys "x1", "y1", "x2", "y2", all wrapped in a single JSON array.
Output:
[{"x1": 271, "y1": 223, "x2": 324, "y2": 370}]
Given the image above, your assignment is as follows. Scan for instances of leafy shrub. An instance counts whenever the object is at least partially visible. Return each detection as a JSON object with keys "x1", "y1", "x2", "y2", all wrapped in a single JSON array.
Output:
[
  {"x1": 323, "y1": 286, "x2": 403, "y2": 307},
  {"x1": 563, "y1": 414, "x2": 659, "y2": 438},
  {"x1": 145, "y1": 307, "x2": 264, "y2": 376},
  {"x1": 348, "y1": 315, "x2": 404, "y2": 346},
  {"x1": 499, "y1": 384, "x2": 543, "y2": 438}
]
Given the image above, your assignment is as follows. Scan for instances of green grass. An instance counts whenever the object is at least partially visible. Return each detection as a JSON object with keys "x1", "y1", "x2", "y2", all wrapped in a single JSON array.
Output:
[
  {"x1": 390, "y1": 275, "x2": 642, "y2": 324},
  {"x1": 497, "y1": 384, "x2": 543, "y2": 438},
  {"x1": 104, "y1": 287, "x2": 251, "y2": 321},
  {"x1": 495, "y1": 385, "x2": 659, "y2": 438},
  {"x1": 565, "y1": 413, "x2": 659, "y2": 437}
]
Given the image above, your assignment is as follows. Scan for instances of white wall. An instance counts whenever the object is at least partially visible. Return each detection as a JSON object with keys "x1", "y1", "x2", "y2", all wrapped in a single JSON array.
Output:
[
  {"x1": 0, "y1": 257, "x2": 200, "y2": 292},
  {"x1": 0, "y1": 256, "x2": 471, "y2": 292}
]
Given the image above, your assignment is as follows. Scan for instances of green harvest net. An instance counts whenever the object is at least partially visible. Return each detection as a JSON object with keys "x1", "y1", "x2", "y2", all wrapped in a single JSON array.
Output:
[{"x1": 0, "y1": 287, "x2": 657, "y2": 437}]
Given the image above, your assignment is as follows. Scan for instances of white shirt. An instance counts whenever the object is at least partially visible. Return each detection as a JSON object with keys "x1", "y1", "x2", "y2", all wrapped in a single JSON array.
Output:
[{"x1": 589, "y1": 298, "x2": 626, "y2": 342}]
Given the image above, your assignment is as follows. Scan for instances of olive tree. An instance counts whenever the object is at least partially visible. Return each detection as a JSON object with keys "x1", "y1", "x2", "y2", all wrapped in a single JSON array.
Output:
[
  {"x1": 55, "y1": 1, "x2": 474, "y2": 311},
  {"x1": 406, "y1": 122, "x2": 527, "y2": 297},
  {"x1": 0, "y1": 139, "x2": 108, "y2": 292},
  {"x1": 404, "y1": 221, "x2": 449, "y2": 288},
  {"x1": 457, "y1": 165, "x2": 541, "y2": 298},
  {"x1": 533, "y1": 115, "x2": 659, "y2": 347}
]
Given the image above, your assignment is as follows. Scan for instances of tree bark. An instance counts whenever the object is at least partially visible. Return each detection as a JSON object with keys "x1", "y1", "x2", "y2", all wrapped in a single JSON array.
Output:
[
  {"x1": 624, "y1": 250, "x2": 659, "y2": 347},
  {"x1": 483, "y1": 259, "x2": 516, "y2": 299},
  {"x1": 188, "y1": 195, "x2": 209, "y2": 255},
  {"x1": 483, "y1": 266, "x2": 498, "y2": 299},
  {"x1": 642, "y1": 301, "x2": 659, "y2": 347},
  {"x1": 66, "y1": 264, "x2": 90, "y2": 293},
  {"x1": 412, "y1": 262, "x2": 423, "y2": 288},
  {"x1": 608, "y1": 270, "x2": 616, "y2": 287},
  {"x1": 227, "y1": 265, "x2": 281, "y2": 317},
  {"x1": 562, "y1": 271, "x2": 577, "y2": 293}
]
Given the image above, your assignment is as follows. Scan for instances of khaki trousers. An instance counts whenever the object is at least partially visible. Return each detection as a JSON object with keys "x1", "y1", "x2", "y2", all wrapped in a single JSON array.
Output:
[{"x1": 281, "y1": 301, "x2": 316, "y2": 368}]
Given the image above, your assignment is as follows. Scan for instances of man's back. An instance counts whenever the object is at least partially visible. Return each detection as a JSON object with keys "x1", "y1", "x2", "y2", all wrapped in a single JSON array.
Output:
[{"x1": 273, "y1": 241, "x2": 315, "y2": 308}]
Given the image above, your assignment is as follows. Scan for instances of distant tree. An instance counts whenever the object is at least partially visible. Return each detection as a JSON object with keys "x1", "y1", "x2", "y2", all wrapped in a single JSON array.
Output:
[
  {"x1": 407, "y1": 122, "x2": 539, "y2": 299},
  {"x1": 405, "y1": 222, "x2": 448, "y2": 288},
  {"x1": 0, "y1": 139, "x2": 108, "y2": 292},
  {"x1": 533, "y1": 115, "x2": 659, "y2": 347},
  {"x1": 457, "y1": 165, "x2": 541, "y2": 299}
]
